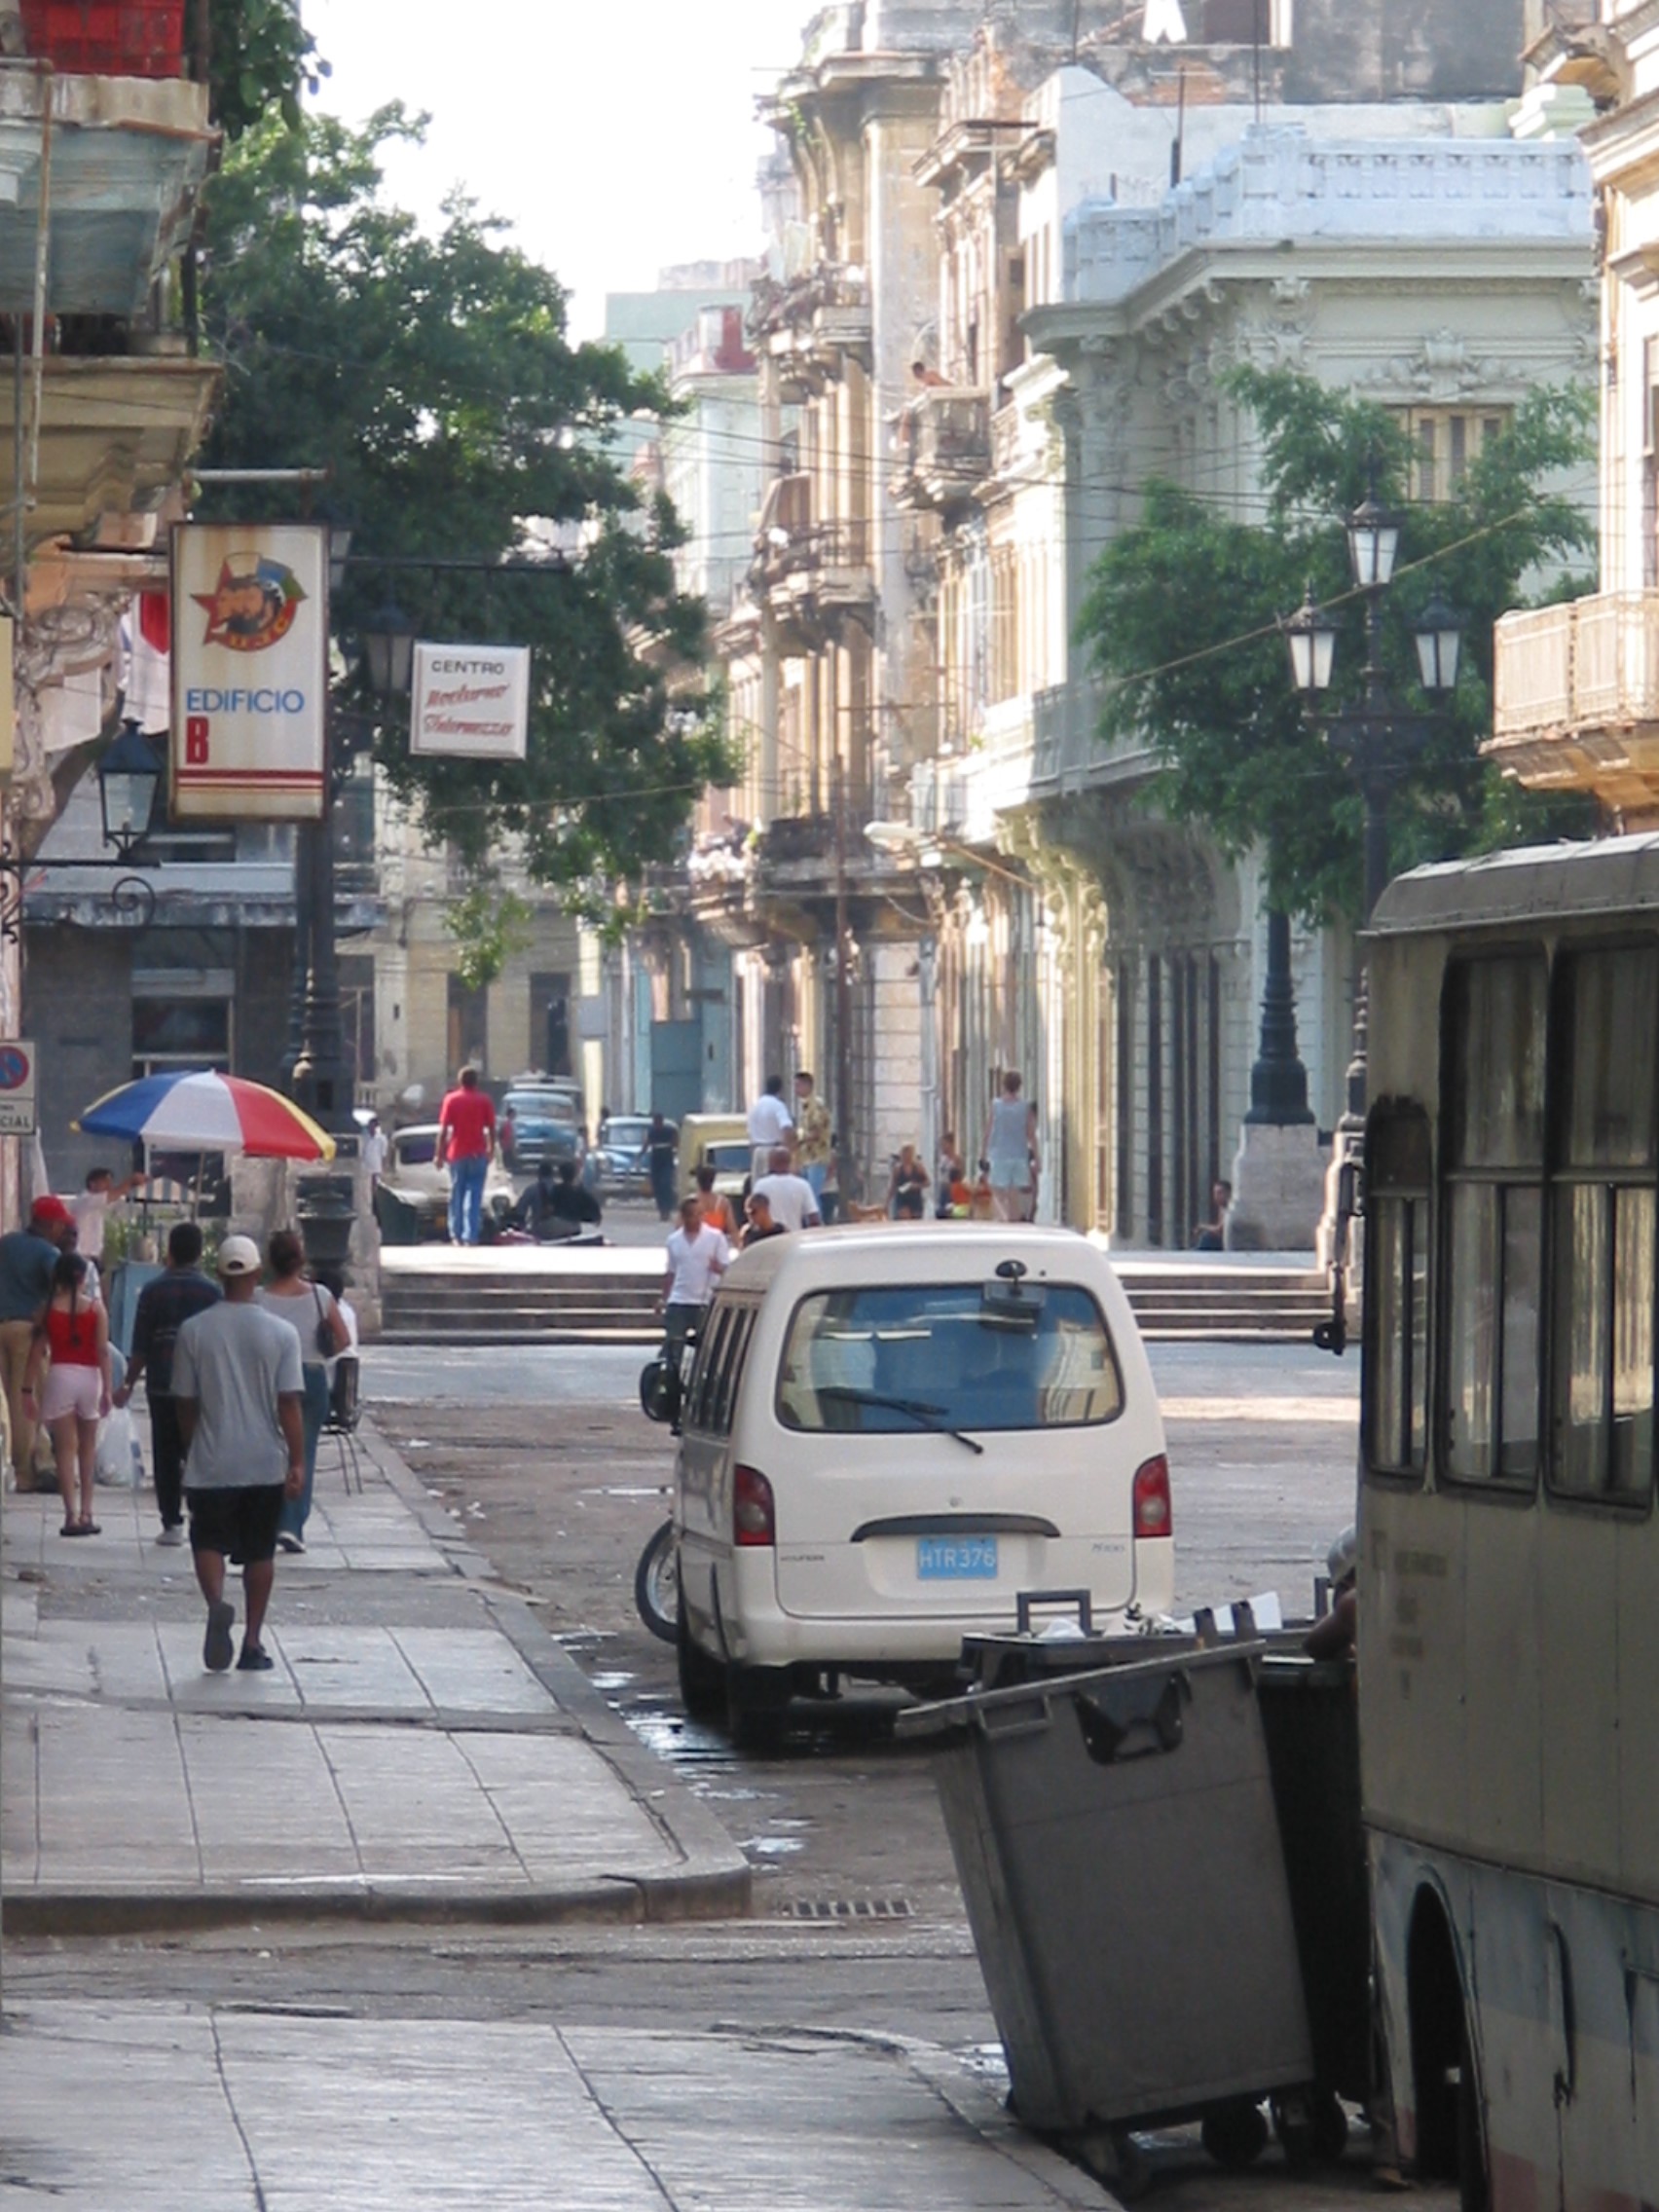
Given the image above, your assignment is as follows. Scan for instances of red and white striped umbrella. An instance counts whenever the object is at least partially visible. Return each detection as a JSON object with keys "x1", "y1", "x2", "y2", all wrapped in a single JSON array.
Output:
[{"x1": 74, "y1": 1070, "x2": 336, "y2": 1161}]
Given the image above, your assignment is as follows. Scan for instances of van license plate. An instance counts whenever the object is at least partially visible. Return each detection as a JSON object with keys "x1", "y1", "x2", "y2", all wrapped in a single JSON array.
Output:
[{"x1": 917, "y1": 1534, "x2": 998, "y2": 1580}]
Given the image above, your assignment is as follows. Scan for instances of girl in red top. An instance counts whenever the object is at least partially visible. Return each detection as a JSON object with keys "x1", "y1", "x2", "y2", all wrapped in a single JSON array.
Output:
[{"x1": 23, "y1": 1252, "x2": 110, "y2": 1536}]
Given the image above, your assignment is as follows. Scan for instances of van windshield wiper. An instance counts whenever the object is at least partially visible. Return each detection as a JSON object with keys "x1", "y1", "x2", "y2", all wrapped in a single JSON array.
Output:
[{"x1": 812, "y1": 1385, "x2": 984, "y2": 1455}]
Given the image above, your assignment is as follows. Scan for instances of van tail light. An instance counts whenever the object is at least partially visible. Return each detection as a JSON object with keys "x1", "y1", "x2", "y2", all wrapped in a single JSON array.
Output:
[
  {"x1": 733, "y1": 1464, "x2": 776, "y2": 1548},
  {"x1": 1132, "y1": 1455, "x2": 1172, "y2": 1540}
]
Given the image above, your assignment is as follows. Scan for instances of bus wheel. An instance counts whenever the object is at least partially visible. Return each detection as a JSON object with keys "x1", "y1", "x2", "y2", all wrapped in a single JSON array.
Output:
[
  {"x1": 1200, "y1": 2099, "x2": 1269, "y2": 2169},
  {"x1": 1407, "y1": 1894, "x2": 1488, "y2": 2211},
  {"x1": 1455, "y1": 2014, "x2": 1490, "y2": 2212}
]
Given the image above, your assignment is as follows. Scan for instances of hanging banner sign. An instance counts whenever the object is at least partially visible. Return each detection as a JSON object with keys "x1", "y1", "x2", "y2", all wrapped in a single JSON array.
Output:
[
  {"x1": 410, "y1": 643, "x2": 531, "y2": 760},
  {"x1": 169, "y1": 523, "x2": 328, "y2": 821}
]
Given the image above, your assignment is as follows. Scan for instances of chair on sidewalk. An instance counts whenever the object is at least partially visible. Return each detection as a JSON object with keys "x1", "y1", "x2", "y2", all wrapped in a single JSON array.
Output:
[{"x1": 322, "y1": 1356, "x2": 364, "y2": 1494}]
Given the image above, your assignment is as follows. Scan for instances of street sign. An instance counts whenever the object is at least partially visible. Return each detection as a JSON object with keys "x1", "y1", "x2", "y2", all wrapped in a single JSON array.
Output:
[
  {"x1": 169, "y1": 523, "x2": 329, "y2": 821},
  {"x1": 409, "y1": 643, "x2": 531, "y2": 759},
  {"x1": 0, "y1": 1038, "x2": 37, "y2": 1134}
]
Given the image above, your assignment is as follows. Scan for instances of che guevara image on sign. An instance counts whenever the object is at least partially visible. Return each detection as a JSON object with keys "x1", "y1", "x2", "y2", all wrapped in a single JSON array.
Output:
[{"x1": 169, "y1": 522, "x2": 329, "y2": 822}]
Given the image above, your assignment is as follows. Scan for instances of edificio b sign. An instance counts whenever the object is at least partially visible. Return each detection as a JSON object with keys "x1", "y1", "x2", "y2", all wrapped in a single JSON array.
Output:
[
  {"x1": 410, "y1": 643, "x2": 530, "y2": 760},
  {"x1": 168, "y1": 523, "x2": 328, "y2": 821}
]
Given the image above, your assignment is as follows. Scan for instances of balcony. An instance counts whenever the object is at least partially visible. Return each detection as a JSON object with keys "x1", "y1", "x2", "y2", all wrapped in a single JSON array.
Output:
[
  {"x1": 752, "y1": 474, "x2": 876, "y2": 649},
  {"x1": 891, "y1": 388, "x2": 991, "y2": 514},
  {"x1": 1491, "y1": 593, "x2": 1659, "y2": 812},
  {"x1": 750, "y1": 262, "x2": 871, "y2": 397}
]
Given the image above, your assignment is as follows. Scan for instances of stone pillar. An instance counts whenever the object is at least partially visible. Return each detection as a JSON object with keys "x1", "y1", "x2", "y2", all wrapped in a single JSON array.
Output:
[{"x1": 1227, "y1": 906, "x2": 1327, "y2": 1252}]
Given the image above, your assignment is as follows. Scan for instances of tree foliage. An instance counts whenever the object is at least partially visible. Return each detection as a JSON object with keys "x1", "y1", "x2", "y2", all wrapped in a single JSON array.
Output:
[
  {"x1": 444, "y1": 884, "x2": 535, "y2": 994},
  {"x1": 194, "y1": 108, "x2": 730, "y2": 916},
  {"x1": 206, "y1": 0, "x2": 323, "y2": 138},
  {"x1": 1077, "y1": 366, "x2": 1598, "y2": 924}
]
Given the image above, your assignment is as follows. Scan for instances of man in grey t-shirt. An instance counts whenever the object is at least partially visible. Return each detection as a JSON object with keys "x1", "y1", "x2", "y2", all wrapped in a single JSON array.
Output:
[{"x1": 172, "y1": 1235, "x2": 306, "y2": 1674}]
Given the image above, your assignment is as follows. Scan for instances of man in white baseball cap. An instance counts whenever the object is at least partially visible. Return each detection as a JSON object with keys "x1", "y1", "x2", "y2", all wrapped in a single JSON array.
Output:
[{"x1": 170, "y1": 1234, "x2": 307, "y2": 1673}]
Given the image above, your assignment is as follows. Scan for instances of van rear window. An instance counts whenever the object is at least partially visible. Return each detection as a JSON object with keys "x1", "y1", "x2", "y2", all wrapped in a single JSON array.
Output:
[{"x1": 777, "y1": 1283, "x2": 1124, "y2": 1434}]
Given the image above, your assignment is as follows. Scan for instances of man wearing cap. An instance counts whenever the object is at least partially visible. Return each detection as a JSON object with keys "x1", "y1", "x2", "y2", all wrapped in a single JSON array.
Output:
[
  {"x1": 171, "y1": 1235, "x2": 306, "y2": 1674},
  {"x1": 0, "y1": 1197, "x2": 71, "y2": 1485}
]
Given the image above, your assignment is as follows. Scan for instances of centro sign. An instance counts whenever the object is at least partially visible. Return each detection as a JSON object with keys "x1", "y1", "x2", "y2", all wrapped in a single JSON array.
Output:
[
  {"x1": 410, "y1": 643, "x2": 531, "y2": 760},
  {"x1": 169, "y1": 523, "x2": 329, "y2": 821}
]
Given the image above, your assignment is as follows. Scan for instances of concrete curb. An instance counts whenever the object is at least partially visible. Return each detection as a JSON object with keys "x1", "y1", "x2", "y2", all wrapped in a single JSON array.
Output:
[
  {"x1": 350, "y1": 1420, "x2": 754, "y2": 1921},
  {"x1": 4, "y1": 1419, "x2": 752, "y2": 1938}
]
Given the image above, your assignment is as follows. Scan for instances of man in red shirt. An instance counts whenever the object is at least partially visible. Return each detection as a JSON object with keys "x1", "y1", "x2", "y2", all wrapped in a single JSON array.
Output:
[{"x1": 436, "y1": 1065, "x2": 497, "y2": 1245}]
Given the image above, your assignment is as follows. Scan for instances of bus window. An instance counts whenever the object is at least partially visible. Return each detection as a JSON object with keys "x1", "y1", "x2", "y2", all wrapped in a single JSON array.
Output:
[
  {"x1": 1550, "y1": 947, "x2": 1658, "y2": 1502},
  {"x1": 1441, "y1": 956, "x2": 1546, "y2": 1485},
  {"x1": 1367, "y1": 1102, "x2": 1430, "y2": 1475}
]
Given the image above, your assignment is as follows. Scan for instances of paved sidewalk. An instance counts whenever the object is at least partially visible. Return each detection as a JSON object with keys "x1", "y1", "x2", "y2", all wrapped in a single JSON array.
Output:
[
  {"x1": 0, "y1": 2000, "x2": 1114, "y2": 2211},
  {"x1": 1, "y1": 1419, "x2": 750, "y2": 1935}
]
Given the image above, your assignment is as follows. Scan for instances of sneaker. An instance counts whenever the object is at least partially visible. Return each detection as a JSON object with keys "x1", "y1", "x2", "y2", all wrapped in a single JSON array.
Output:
[
  {"x1": 276, "y1": 1531, "x2": 305, "y2": 1556},
  {"x1": 157, "y1": 1524, "x2": 185, "y2": 1548},
  {"x1": 203, "y1": 1599, "x2": 236, "y2": 1674},
  {"x1": 236, "y1": 1642, "x2": 274, "y2": 1673}
]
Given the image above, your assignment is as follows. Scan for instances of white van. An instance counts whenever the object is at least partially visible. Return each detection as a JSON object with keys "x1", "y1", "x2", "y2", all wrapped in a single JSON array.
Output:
[{"x1": 672, "y1": 1223, "x2": 1172, "y2": 1737}]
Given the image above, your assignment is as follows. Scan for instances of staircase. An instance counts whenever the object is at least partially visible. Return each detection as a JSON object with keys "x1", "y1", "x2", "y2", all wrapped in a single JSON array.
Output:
[{"x1": 377, "y1": 1250, "x2": 1335, "y2": 1346}]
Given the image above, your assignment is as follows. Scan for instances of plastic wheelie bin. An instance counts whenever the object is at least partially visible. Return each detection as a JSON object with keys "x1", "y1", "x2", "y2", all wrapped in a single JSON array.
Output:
[{"x1": 898, "y1": 1642, "x2": 1316, "y2": 2170}]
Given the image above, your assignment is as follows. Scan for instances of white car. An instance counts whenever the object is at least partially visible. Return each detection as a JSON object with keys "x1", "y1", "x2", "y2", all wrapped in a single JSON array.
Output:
[
  {"x1": 385, "y1": 1124, "x2": 513, "y2": 1236},
  {"x1": 670, "y1": 1223, "x2": 1173, "y2": 1741}
]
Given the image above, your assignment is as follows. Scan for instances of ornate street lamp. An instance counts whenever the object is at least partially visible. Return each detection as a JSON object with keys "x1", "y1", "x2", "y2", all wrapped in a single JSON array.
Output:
[
  {"x1": 1413, "y1": 591, "x2": 1462, "y2": 696},
  {"x1": 96, "y1": 720, "x2": 163, "y2": 859},
  {"x1": 1345, "y1": 494, "x2": 1400, "y2": 592},
  {"x1": 361, "y1": 600, "x2": 417, "y2": 697},
  {"x1": 1284, "y1": 585, "x2": 1337, "y2": 700}
]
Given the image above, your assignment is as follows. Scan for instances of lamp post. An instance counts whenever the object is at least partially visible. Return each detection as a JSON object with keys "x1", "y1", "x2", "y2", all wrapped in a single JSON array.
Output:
[
  {"x1": 1285, "y1": 500, "x2": 1462, "y2": 1149},
  {"x1": 288, "y1": 560, "x2": 417, "y2": 1133}
]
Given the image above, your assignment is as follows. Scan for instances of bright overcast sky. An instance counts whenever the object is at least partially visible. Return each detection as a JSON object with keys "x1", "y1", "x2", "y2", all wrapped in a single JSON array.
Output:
[{"x1": 307, "y1": 1, "x2": 805, "y2": 339}]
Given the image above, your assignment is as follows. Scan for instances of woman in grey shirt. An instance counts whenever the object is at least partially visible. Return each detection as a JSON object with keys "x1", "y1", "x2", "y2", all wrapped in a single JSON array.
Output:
[{"x1": 982, "y1": 1070, "x2": 1039, "y2": 1224}]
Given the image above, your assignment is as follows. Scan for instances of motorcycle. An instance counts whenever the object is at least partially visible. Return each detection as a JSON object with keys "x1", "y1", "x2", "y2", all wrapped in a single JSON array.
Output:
[{"x1": 634, "y1": 1321, "x2": 698, "y2": 1641}]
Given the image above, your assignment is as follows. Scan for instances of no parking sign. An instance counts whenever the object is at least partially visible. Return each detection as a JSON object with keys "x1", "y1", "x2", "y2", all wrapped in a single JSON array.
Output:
[{"x1": 0, "y1": 1039, "x2": 37, "y2": 1134}]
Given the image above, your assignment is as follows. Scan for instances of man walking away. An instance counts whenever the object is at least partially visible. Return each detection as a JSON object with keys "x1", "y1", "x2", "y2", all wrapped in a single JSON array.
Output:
[
  {"x1": 171, "y1": 1235, "x2": 306, "y2": 1674},
  {"x1": 642, "y1": 1111, "x2": 679, "y2": 1222},
  {"x1": 753, "y1": 1146, "x2": 822, "y2": 1233},
  {"x1": 659, "y1": 1195, "x2": 727, "y2": 1362},
  {"x1": 746, "y1": 1075, "x2": 794, "y2": 1180},
  {"x1": 113, "y1": 1221, "x2": 220, "y2": 1546},
  {"x1": 436, "y1": 1065, "x2": 497, "y2": 1245},
  {"x1": 793, "y1": 1071, "x2": 831, "y2": 1203},
  {"x1": 0, "y1": 1196, "x2": 71, "y2": 1486}
]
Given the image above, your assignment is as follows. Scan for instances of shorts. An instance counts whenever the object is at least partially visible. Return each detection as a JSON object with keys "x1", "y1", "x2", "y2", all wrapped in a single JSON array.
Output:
[
  {"x1": 186, "y1": 1484, "x2": 286, "y2": 1567},
  {"x1": 40, "y1": 1363, "x2": 101, "y2": 1423}
]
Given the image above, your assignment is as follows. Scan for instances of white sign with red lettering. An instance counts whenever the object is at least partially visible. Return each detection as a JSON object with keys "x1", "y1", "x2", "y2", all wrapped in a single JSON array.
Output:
[
  {"x1": 169, "y1": 523, "x2": 328, "y2": 821},
  {"x1": 410, "y1": 644, "x2": 530, "y2": 760}
]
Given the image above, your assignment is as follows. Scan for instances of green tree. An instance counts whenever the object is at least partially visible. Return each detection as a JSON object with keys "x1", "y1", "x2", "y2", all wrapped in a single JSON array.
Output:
[
  {"x1": 1077, "y1": 366, "x2": 1598, "y2": 924},
  {"x1": 194, "y1": 107, "x2": 729, "y2": 918},
  {"x1": 206, "y1": 0, "x2": 322, "y2": 138},
  {"x1": 443, "y1": 884, "x2": 535, "y2": 995}
]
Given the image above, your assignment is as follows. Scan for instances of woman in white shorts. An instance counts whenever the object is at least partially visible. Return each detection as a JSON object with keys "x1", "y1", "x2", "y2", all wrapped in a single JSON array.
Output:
[
  {"x1": 982, "y1": 1070, "x2": 1040, "y2": 1224},
  {"x1": 23, "y1": 1251, "x2": 111, "y2": 1536}
]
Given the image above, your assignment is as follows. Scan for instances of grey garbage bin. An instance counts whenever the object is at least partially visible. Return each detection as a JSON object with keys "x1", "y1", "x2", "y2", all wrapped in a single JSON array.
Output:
[{"x1": 899, "y1": 1644, "x2": 1314, "y2": 2141}]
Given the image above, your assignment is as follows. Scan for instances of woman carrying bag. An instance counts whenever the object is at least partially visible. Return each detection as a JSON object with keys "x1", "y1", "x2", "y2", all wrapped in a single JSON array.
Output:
[{"x1": 256, "y1": 1229, "x2": 350, "y2": 1555}]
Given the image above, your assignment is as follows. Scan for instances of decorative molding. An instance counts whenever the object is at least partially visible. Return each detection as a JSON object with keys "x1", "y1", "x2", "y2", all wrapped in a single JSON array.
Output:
[{"x1": 1358, "y1": 327, "x2": 1496, "y2": 401}]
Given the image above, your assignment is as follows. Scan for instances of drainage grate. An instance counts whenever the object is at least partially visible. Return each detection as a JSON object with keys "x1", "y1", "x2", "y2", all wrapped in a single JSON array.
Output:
[{"x1": 778, "y1": 1897, "x2": 914, "y2": 1921}]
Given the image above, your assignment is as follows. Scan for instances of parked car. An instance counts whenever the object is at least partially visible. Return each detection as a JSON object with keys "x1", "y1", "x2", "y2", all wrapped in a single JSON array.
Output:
[
  {"x1": 501, "y1": 1088, "x2": 585, "y2": 1177},
  {"x1": 592, "y1": 1113, "x2": 652, "y2": 1198},
  {"x1": 676, "y1": 1112, "x2": 751, "y2": 1203},
  {"x1": 384, "y1": 1124, "x2": 514, "y2": 1238},
  {"x1": 668, "y1": 1223, "x2": 1173, "y2": 1739}
]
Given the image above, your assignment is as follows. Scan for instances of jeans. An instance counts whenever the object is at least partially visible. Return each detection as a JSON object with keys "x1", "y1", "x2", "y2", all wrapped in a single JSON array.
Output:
[
  {"x1": 149, "y1": 1393, "x2": 188, "y2": 1530},
  {"x1": 802, "y1": 1161, "x2": 828, "y2": 1201},
  {"x1": 279, "y1": 1363, "x2": 330, "y2": 1542},
  {"x1": 449, "y1": 1152, "x2": 489, "y2": 1244}
]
